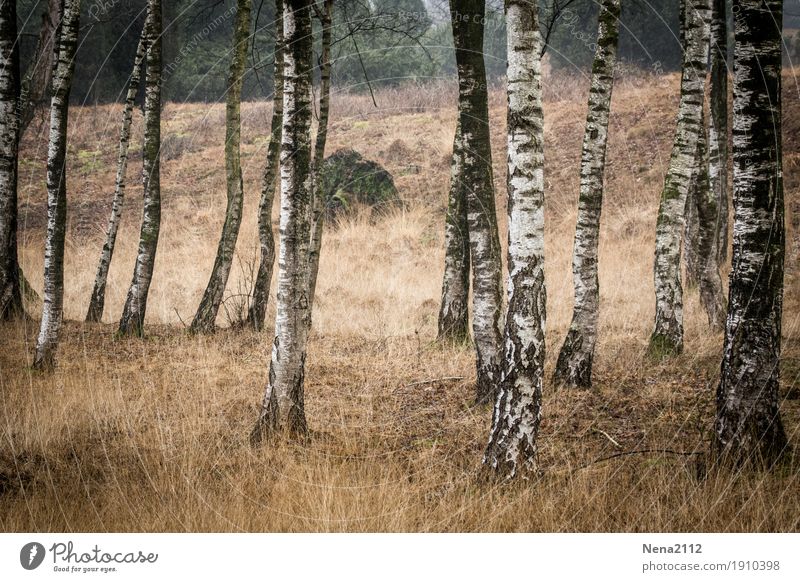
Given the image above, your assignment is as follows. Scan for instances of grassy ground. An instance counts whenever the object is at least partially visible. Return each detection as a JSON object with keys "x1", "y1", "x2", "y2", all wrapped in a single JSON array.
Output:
[{"x1": 1, "y1": 71, "x2": 799, "y2": 531}]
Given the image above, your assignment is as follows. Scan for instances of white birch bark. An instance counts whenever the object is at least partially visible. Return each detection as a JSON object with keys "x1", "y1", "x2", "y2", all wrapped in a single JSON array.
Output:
[
  {"x1": 483, "y1": 0, "x2": 545, "y2": 479},
  {"x1": 450, "y1": 0, "x2": 503, "y2": 404},
  {"x1": 246, "y1": 0, "x2": 284, "y2": 331},
  {"x1": 119, "y1": 0, "x2": 161, "y2": 337},
  {"x1": 552, "y1": 0, "x2": 620, "y2": 389},
  {"x1": 33, "y1": 0, "x2": 80, "y2": 370},
  {"x1": 0, "y1": 0, "x2": 23, "y2": 320},
  {"x1": 86, "y1": 19, "x2": 148, "y2": 323},
  {"x1": 713, "y1": 0, "x2": 787, "y2": 468},
  {"x1": 649, "y1": 0, "x2": 710, "y2": 357},
  {"x1": 251, "y1": 0, "x2": 314, "y2": 441},
  {"x1": 709, "y1": 0, "x2": 728, "y2": 263},
  {"x1": 191, "y1": 0, "x2": 252, "y2": 333}
]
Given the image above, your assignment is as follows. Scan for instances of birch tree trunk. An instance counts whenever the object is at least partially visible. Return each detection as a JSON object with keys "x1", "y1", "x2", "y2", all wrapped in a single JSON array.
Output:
[
  {"x1": 191, "y1": 0, "x2": 252, "y2": 333},
  {"x1": 691, "y1": 106, "x2": 726, "y2": 329},
  {"x1": 709, "y1": 0, "x2": 728, "y2": 263},
  {"x1": 251, "y1": 0, "x2": 314, "y2": 442},
  {"x1": 437, "y1": 119, "x2": 471, "y2": 343},
  {"x1": 450, "y1": 0, "x2": 503, "y2": 405},
  {"x1": 0, "y1": 0, "x2": 24, "y2": 321},
  {"x1": 305, "y1": 0, "x2": 332, "y2": 312},
  {"x1": 483, "y1": 0, "x2": 545, "y2": 479},
  {"x1": 33, "y1": 0, "x2": 80, "y2": 370},
  {"x1": 712, "y1": 0, "x2": 787, "y2": 468},
  {"x1": 19, "y1": 0, "x2": 60, "y2": 134},
  {"x1": 552, "y1": 0, "x2": 620, "y2": 389},
  {"x1": 684, "y1": 169, "x2": 701, "y2": 288},
  {"x1": 118, "y1": 0, "x2": 161, "y2": 338},
  {"x1": 246, "y1": 0, "x2": 284, "y2": 331},
  {"x1": 85, "y1": 19, "x2": 148, "y2": 323},
  {"x1": 649, "y1": 0, "x2": 710, "y2": 357}
]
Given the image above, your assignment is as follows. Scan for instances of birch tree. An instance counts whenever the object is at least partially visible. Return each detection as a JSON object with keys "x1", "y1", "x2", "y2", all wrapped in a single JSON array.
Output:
[
  {"x1": 713, "y1": 0, "x2": 787, "y2": 468},
  {"x1": 552, "y1": 0, "x2": 620, "y2": 389},
  {"x1": 437, "y1": 119, "x2": 471, "y2": 343},
  {"x1": 483, "y1": 0, "x2": 545, "y2": 479},
  {"x1": 119, "y1": 0, "x2": 161, "y2": 337},
  {"x1": 19, "y1": 0, "x2": 60, "y2": 134},
  {"x1": 306, "y1": 0, "x2": 333, "y2": 310},
  {"x1": 251, "y1": 0, "x2": 314, "y2": 441},
  {"x1": 709, "y1": 0, "x2": 728, "y2": 262},
  {"x1": 85, "y1": 17, "x2": 149, "y2": 323},
  {"x1": 450, "y1": 0, "x2": 503, "y2": 405},
  {"x1": 33, "y1": 0, "x2": 80, "y2": 370},
  {"x1": 649, "y1": 0, "x2": 709, "y2": 357},
  {"x1": 191, "y1": 0, "x2": 252, "y2": 333},
  {"x1": 246, "y1": 0, "x2": 284, "y2": 331},
  {"x1": 690, "y1": 106, "x2": 726, "y2": 329},
  {"x1": 0, "y1": 0, "x2": 23, "y2": 321}
]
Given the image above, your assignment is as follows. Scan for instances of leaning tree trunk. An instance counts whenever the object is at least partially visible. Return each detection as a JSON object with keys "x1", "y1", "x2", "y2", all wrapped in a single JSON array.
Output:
[
  {"x1": 0, "y1": 0, "x2": 24, "y2": 321},
  {"x1": 709, "y1": 0, "x2": 728, "y2": 262},
  {"x1": 191, "y1": 0, "x2": 252, "y2": 333},
  {"x1": 684, "y1": 165, "x2": 702, "y2": 288},
  {"x1": 552, "y1": 0, "x2": 620, "y2": 389},
  {"x1": 712, "y1": 0, "x2": 787, "y2": 468},
  {"x1": 118, "y1": 0, "x2": 161, "y2": 337},
  {"x1": 450, "y1": 0, "x2": 504, "y2": 405},
  {"x1": 85, "y1": 19, "x2": 148, "y2": 323},
  {"x1": 437, "y1": 116, "x2": 471, "y2": 343},
  {"x1": 305, "y1": 0, "x2": 333, "y2": 312},
  {"x1": 691, "y1": 106, "x2": 726, "y2": 330},
  {"x1": 251, "y1": 0, "x2": 314, "y2": 442},
  {"x1": 483, "y1": 0, "x2": 545, "y2": 480},
  {"x1": 19, "y1": 0, "x2": 60, "y2": 134},
  {"x1": 649, "y1": 0, "x2": 710, "y2": 357},
  {"x1": 33, "y1": 0, "x2": 80, "y2": 370},
  {"x1": 246, "y1": 0, "x2": 284, "y2": 331}
]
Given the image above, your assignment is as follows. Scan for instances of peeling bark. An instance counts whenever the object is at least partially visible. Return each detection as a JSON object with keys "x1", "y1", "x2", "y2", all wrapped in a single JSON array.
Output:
[
  {"x1": 251, "y1": 0, "x2": 314, "y2": 442},
  {"x1": 649, "y1": 0, "x2": 710, "y2": 357},
  {"x1": 191, "y1": 0, "x2": 252, "y2": 333},
  {"x1": 306, "y1": 0, "x2": 332, "y2": 312},
  {"x1": 483, "y1": 0, "x2": 545, "y2": 480},
  {"x1": 0, "y1": 0, "x2": 23, "y2": 320},
  {"x1": 450, "y1": 0, "x2": 503, "y2": 404},
  {"x1": 86, "y1": 18, "x2": 148, "y2": 323},
  {"x1": 709, "y1": 0, "x2": 728, "y2": 263},
  {"x1": 712, "y1": 0, "x2": 787, "y2": 468},
  {"x1": 33, "y1": 0, "x2": 80, "y2": 370},
  {"x1": 246, "y1": 0, "x2": 284, "y2": 331},
  {"x1": 552, "y1": 0, "x2": 620, "y2": 389},
  {"x1": 437, "y1": 117, "x2": 471, "y2": 344},
  {"x1": 119, "y1": 0, "x2": 161, "y2": 338}
]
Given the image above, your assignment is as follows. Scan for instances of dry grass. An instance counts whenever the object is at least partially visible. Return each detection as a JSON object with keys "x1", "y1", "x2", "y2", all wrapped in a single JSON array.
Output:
[{"x1": 1, "y1": 71, "x2": 799, "y2": 532}]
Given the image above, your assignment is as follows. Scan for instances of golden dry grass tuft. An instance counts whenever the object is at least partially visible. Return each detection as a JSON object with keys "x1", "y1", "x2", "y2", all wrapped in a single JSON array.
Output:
[{"x1": 1, "y1": 71, "x2": 799, "y2": 532}]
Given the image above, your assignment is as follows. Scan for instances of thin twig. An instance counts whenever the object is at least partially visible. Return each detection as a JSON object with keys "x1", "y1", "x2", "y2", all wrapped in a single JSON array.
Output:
[
  {"x1": 404, "y1": 376, "x2": 464, "y2": 388},
  {"x1": 592, "y1": 427, "x2": 622, "y2": 449},
  {"x1": 578, "y1": 448, "x2": 703, "y2": 471}
]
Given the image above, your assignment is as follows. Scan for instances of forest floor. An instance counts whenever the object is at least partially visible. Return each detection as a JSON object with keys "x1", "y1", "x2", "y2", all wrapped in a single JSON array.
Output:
[{"x1": 1, "y1": 71, "x2": 799, "y2": 531}]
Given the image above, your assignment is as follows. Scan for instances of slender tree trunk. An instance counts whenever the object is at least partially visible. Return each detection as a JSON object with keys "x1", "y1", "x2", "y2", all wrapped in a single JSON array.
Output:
[
  {"x1": 709, "y1": 0, "x2": 728, "y2": 263},
  {"x1": 712, "y1": 0, "x2": 787, "y2": 468},
  {"x1": 251, "y1": 0, "x2": 314, "y2": 442},
  {"x1": 692, "y1": 105, "x2": 726, "y2": 329},
  {"x1": 649, "y1": 0, "x2": 710, "y2": 357},
  {"x1": 85, "y1": 19, "x2": 148, "y2": 323},
  {"x1": 19, "y1": 0, "x2": 60, "y2": 134},
  {"x1": 33, "y1": 0, "x2": 80, "y2": 370},
  {"x1": 191, "y1": 0, "x2": 252, "y2": 333},
  {"x1": 0, "y1": 0, "x2": 24, "y2": 321},
  {"x1": 118, "y1": 0, "x2": 161, "y2": 337},
  {"x1": 552, "y1": 0, "x2": 620, "y2": 389},
  {"x1": 305, "y1": 0, "x2": 333, "y2": 312},
  {"x1": 246, "y1": 0, "x2": 284, "y2": 331},
  {"x1": 450, "y1": 0, "x2": 503, "y2": 405},
  {"x1": 437, "y1": 121, "x2": 471, "y2": 343},
  {"x1": 483, "y1": 0, "x2": 545, "y2": 480}
]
